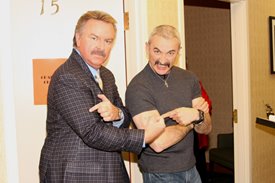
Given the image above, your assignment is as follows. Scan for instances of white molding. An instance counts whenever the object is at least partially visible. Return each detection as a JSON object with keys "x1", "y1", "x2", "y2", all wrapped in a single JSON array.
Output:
[
  {"x1": 125, "y1": 0, "x2": 148, "y2": 84},
  {"x1": 0, "y1": 0, "x2": 19, "y2": 182},
  {"x1": 177, "y1": 0, "x2": 186, "y2": 69},
  {"x1": 231, "y1": 1, "x2": 251, "y2": 183}
]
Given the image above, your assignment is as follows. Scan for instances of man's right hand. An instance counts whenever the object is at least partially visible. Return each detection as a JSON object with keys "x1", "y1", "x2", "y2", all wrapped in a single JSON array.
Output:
[{"x1": 143, "y1": 116, "x2": 165, "y2": 144}]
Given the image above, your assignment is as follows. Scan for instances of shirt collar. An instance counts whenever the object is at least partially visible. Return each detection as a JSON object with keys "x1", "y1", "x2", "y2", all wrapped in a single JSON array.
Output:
[{"x1": 74, "y1": 48, "x2": 98, "y2": 77}]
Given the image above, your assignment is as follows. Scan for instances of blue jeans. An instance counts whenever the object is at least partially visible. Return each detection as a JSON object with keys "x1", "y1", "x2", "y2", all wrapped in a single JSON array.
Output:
[{"x1": 142, "y1": 166, "x2": 202, "y2": 183}]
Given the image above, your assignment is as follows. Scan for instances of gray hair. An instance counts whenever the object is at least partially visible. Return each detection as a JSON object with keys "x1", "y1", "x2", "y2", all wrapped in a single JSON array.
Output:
[{"x1": 148, "y1": 25, "x2": 181, "y2": 47}]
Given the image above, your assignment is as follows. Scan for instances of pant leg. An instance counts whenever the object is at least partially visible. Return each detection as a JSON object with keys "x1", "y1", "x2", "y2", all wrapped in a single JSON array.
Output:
[{"x1": 142, "y1": 166, "x2": 202, "y2": 183}]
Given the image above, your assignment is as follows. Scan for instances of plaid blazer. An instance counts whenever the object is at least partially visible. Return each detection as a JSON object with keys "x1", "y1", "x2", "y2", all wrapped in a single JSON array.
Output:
[{"x1": 39, "y1": 49, "x2": 144, "y2": 183}]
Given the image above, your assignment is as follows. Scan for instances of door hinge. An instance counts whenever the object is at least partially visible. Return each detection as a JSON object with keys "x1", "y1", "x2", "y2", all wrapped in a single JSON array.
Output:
[
  {"x1": 124, "y1": 12, "x2": 129, "y2": 30},
  {"x1": 233, "y1": 109, "x2": 238, "y2": 123}
]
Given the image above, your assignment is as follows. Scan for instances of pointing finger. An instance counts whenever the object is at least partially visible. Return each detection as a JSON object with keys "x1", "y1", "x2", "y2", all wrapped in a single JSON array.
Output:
[
  {"x1": 89, "y1": 104, "x2": 100, "y2": 112},
  {"x1": 161, "y1": 111, "x2": 175, "y2": 119}
]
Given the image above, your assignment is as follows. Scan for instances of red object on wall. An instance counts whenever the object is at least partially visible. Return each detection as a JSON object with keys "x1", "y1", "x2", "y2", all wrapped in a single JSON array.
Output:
[{"x1": 198, "y1": 81, "x2": 212, "y2": 149}]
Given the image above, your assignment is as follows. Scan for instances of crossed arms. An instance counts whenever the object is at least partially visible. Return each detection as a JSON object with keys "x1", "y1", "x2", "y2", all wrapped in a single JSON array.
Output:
[
  {"x1": 88, "y1": 94, "x2": 211, "y2": 153},
  {"x1": 132, "y1": 97, "x2": 212, "y2": 153}
]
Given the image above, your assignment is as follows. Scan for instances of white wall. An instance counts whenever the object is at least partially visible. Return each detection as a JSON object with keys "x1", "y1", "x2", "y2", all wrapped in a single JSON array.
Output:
[
  {"x1": 0, "y1": 0, "x2": 19, "y2": 183},
  {"x1": 4, "y1": 0, "x2": 126, "y2": 182}
]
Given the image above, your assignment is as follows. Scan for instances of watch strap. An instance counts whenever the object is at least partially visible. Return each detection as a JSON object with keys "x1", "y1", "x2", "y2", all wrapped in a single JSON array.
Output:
[{"x1": 192, "y1": 109, "x2": 204, "y2": 125}]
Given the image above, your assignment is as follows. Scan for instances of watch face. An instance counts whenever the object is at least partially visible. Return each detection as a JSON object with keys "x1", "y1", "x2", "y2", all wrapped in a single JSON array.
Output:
[{"x1": 193, "y1": 109, "x2": 204, "y2": 125}]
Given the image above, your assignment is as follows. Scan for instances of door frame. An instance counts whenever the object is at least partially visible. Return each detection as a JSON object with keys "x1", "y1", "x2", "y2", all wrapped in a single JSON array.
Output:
[
  {"x1": 230, "y1": 1, "x2": 251, "y2": 183},
  {"x1": 125, "y1": 0, "x2": 251, "y2": 183}
]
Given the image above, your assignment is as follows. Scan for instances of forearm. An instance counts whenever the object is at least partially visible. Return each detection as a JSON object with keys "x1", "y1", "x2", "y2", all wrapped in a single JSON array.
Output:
[
  {"x1": 149, "y1": 124, "x2": 193, "y2": 153},
  {"x1": 194, "y1": 113, "x2": 212, "y2": 134}
]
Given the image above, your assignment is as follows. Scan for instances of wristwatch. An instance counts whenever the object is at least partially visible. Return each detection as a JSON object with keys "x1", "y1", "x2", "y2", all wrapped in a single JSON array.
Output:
[{"x1": 192, "y1": 109, "x2": 204, "y2": 125}]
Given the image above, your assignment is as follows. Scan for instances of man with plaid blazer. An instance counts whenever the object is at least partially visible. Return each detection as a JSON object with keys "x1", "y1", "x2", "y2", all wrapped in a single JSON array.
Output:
[{"x1": 39, "y1": 10, "x2": 165, "y2": 183}]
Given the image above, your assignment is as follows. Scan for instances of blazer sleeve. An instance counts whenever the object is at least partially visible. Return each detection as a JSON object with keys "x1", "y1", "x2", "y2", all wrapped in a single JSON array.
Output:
[{"x1": 52, "y1": 72, "x2": 144, "y2": 154}]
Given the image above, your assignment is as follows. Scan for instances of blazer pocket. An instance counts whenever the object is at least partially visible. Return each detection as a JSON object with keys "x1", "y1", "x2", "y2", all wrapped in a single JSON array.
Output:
[{"x1": 65, "y1": 161, "x2": 103, "y2": 174}]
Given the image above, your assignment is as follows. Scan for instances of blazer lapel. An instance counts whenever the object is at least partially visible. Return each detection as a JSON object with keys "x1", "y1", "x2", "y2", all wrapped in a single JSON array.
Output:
[{"x1": 68, "y1": 49, "x2": 103, "y2": 101}]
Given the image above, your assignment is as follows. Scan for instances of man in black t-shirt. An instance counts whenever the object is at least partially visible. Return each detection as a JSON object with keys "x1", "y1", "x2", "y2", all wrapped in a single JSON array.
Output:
[{"x1": 126, "y1": 25, "x2": 212, "y2": 183}]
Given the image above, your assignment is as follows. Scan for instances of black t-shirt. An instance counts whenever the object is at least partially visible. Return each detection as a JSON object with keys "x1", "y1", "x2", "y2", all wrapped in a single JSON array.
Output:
[{"x1": 126, "y1": 64, "x2": 201, "y2": 173}]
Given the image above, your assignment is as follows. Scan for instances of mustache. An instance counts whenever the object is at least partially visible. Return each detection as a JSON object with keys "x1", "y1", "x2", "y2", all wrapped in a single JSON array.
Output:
[
  {"x1": 91, "y1": 50, "x2": 106, "y2": 57},
  {"x1": 155, "y1": 60, "x2": 170, "y2": 68}
]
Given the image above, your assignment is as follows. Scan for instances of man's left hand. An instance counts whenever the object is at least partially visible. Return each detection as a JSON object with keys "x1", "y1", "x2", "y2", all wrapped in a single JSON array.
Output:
[{"x1": 89, "y1": 94, "x2": 120, "y2": 121}]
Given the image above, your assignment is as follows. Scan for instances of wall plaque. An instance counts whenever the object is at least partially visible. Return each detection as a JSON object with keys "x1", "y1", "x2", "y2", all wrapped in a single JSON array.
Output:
[{"x1": 33, "y1": 58, "x2": 66, "y2": 105}]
